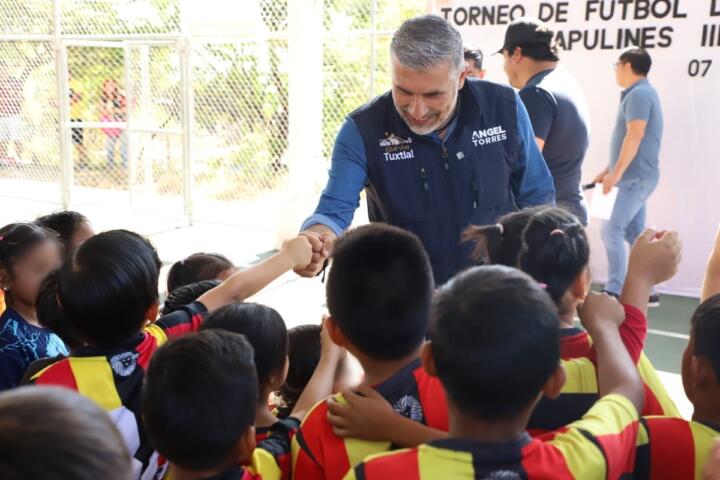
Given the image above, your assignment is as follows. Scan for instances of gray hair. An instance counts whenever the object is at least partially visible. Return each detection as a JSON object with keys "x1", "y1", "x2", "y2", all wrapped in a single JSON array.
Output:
[{"x1": 390, "y1": 15, "x2": 464, "y2": 72}]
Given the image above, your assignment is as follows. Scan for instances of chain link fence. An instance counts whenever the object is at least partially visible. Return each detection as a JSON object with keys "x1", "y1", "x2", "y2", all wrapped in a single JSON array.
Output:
[{"x1": 0, "y1": 0, "x2": 425, "y2": 229}]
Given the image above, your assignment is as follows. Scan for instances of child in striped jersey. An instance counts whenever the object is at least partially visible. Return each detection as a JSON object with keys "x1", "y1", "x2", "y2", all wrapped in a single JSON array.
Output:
[
  {"x1": 143, "y1": 329, "x2": 331, "y2": 480},
  {"x1": 200, "y1": 305, "x2": 345, "y2": 447},
  {"x1": 346, "y1": 266, "x2": 644, "y2": 480},
  {"x1": 633, "y1": 226, "x2": 720, "y2": 480},
  {"x1": 28, "y1": 230, "x2": 312, "y2": 479},
  {"x1": 328, "y1": 207, "x2": 680, "y2": 442}
]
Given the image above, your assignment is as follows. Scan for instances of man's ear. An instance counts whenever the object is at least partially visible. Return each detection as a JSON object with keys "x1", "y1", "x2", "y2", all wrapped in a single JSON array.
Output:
[
  {"x1": 325, "y1": 315, "x2": 347, "y2": 348},
  {"x1": 511, "y1": 46, "x2": 524, "y2": 63},
  {"x1": 457, "y1": 64, "x2": 469, "y2": 90},
  {"x1": 421, "y1": 341, "x2": 438, "y2": 378},
  {"x1": 542, "y1": 363, "x2": 567, "y2": 400}
]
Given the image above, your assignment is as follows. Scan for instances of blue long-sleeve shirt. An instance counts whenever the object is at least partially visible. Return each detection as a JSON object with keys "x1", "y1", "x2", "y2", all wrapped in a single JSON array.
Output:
[{"x1": 302, "y1": 92, "x2": 554, "y2": 234}]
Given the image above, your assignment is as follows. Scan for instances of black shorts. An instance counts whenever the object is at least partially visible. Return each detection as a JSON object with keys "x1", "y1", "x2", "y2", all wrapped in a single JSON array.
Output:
[{"x1": 71, "y1": 119, "x2": 83, "y2": 145}]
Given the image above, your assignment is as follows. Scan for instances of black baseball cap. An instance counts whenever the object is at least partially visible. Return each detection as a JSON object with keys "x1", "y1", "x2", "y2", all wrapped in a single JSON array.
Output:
[{"x1": 496, "y1": 17, "x2": 554, "y2": 54}]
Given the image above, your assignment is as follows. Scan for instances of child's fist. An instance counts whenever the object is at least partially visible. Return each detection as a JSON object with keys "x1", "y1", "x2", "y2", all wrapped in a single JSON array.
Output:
[
  {"x1": 282, "y1": 236, "x2": 313, "y2": 269},
  {"x1": 578, "y1": 292, "x2": 625, "y2": 332},
  {"x1": 628, "y1": 229, "x2": 682, "y2": 286}
]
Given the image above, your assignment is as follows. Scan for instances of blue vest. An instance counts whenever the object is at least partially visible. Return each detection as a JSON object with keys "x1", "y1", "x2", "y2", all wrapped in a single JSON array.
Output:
[{"x1": 350, "y1": 80, "x2": 520, "y2": 285}]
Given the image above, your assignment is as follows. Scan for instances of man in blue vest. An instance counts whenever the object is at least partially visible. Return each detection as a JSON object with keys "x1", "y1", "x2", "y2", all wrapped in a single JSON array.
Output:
[{"x1": 296, "y1": 15, "x2": 556, "y2": 285}]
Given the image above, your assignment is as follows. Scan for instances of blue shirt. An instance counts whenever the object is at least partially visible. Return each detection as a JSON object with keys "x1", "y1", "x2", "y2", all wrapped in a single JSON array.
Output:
[
  {"x1": 0, "y1": 307, "x2": 68, "y2": 391},
  {"x1": 302, "y1": 91, "x2": 554, "y2": 235},
  {"x1": 520, "y1": 66, "x2": 590, "y2": 224},
  {"x1": 610, "y1": 78, "x2": 663, "y2": 186}
]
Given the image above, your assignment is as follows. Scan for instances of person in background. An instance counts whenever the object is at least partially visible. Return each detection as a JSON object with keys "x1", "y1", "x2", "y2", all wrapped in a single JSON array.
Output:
[
  {"x1": 101, "y1": 79, "x2": 128, "y2": 169},
  {"x1": 35, "y1": 210, "x2": 94, "y2": 257},
  {"x1": 0, "y1": 60, "x2": 24, "y2": 164},
  {"x1": 463, "y1": 48, "x2": 485, "y2": 78},
  {"x1": 593, "y1": 47, "x2": 664, "y2": 305},
  {"x1": 500, "y1": 17, "x2": 591, "y2": 225}
]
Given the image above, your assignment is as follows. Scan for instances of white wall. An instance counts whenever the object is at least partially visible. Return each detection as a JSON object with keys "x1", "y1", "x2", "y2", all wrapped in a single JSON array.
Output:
[{"x1": 435, "y1": 0, "x2": 720, "y2": 297}]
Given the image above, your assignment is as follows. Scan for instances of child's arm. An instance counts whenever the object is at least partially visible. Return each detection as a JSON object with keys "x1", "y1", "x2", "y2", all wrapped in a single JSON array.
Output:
[
  {"x1": 198, "y1": 236, "x2": 312, "y2": 313},
  {"x1": 578, "y1": 293, "x2": 644, "y2": 413},
  {"x1": 288, "y1": 319, "x2": 346, "y2": 420},
  {"x1": 702, "y1": 226, "x2": 720, "y2": 302},
  {"x1": 326, "y1": 384, "x2": 447, "y2": 447},
  {"x1": 621, "y1": 229, "x2": 682, "y2": 315}
]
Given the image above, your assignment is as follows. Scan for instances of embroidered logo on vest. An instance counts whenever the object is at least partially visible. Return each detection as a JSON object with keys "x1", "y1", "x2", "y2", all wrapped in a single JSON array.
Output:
[
  {"x1": 380, "y1": 132, "x2": 415, "y2": 162},
  {"x1": 471, "y1": 125, "x2": 507, "y2": 147}
]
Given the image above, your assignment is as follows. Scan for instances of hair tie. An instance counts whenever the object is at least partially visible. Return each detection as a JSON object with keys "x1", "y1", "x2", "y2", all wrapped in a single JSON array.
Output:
[
  {"x1": 550, "y1": 229, "x2": 564, "y2": 236},
  {"x1": 0, "y1": 235, "x2": 4, "y2": 241},
  {"x1": 538, "y1": 283, "x2": 548, "y2": 290},
  {"x1": 496, "y1": 223, "x2": 504, "y2": 235}
]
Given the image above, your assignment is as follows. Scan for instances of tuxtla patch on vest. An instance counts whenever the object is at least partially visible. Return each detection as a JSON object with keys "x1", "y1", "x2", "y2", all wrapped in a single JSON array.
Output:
[
  {"x1": 472, "y1": 125, "x2": 507, "y2": 147},
  {"x1": 380, "y1": 132, "x2": 415, "y2": 161}
]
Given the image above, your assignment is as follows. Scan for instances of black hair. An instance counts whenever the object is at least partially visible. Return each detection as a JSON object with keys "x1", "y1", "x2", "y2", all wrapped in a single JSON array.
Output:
[
  {"x1": 692, "y1": 294, "x2": 720, "y2": 381},
  {"x1": 143, "y1": 330, "x2": 258, "y2": 471},
  {"x1": 56, "y1": 230, "x2": 160, "y2": 346},
  {"x1": 519, "y1": 208, "x2": 589, "y2": 313},
  {"x1": 34, "y1": 210, "x2": 90, "y2": 254},
  {"x1": 0, "y1": 222, "x2": 59, "y2": 276},
  {"x1": 161, "y1": 279, "x2": 221, "y2": 316},
  {"x1": 280, "y1": 324, "x2": 322, "y2": 413},
  {"x1": 0, "y1": 386, "x2": 132, "y2": 480},
  {"x1": 431, "y1": 265, "x2": 560, "y2": 419},
  {"x1": 326, "y1": 223, "x2": 433, "y2": 360},
  {"x1": 201, "y1": 303, "x2": 288, "y2": 396},
  {"x1": 166, "y1": 253, "x2": 235, "y2": 293},
  {"x1": 464, "y1": 48, "x2": 483, "y2": 70},
  {"x1": 36, "y1": 271, "x2": 83, "y2": 349},
  {"x1": 513, "y1": 42, "x2": 560, "y2": 62},
  {"x1": 462, "y1": 206, "x2": 549, "y2": 267},
  {"x1": 619, "y1": 47, "x2": 652, "y2": 76}
]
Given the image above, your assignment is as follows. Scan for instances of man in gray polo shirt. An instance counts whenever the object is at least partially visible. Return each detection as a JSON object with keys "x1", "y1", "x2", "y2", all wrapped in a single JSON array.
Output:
[
  {"x1": 594, "y1": 47, "x2": 664, "y2": 302},
  {"x1": 500, "y1": 17, "x2": 590, "y2": 224}
]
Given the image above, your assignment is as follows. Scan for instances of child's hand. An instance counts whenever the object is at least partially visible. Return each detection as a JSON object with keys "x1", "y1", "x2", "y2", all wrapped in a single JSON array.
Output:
[
  {"x1": 326, "y1": 384, "x2": 394, "y2": 440},
  {"x1": 628, "y1": 228, "x2": 682, "y2": 286},
  {"x1": 578, "y1": 292, "x2": 625, "y2": 332},
  {"x1": 281, "y1": 236, "x2": 313, "y2": 269},
  {"x1": 320, "y1": 315, "x2": 346, "y2": 363}
]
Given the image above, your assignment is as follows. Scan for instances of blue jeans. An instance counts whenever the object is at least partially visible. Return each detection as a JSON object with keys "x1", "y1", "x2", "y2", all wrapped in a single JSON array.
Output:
[
  {"x1": 106, "y1": 132, "x2": 128, "y2": 168},
  {"x1": 601, "y1": 178, "x2": 658, "y2": 295}
]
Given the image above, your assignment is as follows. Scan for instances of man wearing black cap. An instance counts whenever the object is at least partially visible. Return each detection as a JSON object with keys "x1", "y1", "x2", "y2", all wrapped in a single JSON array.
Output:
[{"x1": 500, "y1": 17, "x2": 590, "y2": 225}]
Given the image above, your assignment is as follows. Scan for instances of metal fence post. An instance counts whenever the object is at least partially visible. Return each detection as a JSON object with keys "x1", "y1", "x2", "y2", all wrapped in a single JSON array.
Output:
[
  {"x1": 54, "y1": 0, "x2": 72, "y2": 209},
  {"x1": 179, "y1": 35, "x2": 194, "y2": 226}
]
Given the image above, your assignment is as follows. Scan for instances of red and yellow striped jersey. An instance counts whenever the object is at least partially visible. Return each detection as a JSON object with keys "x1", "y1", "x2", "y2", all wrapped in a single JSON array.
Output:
[
  {"x1": 255, "y1": 418, "x2": 300, "y2": 480},
  {"x1": 291, "y1": 358, "x2": 448, "y2": 480},
  {"x1": 163, "y1": 418, "x2": 299, "y2": 480},
  {"x1": 635, "y1": 416, "x2": 720, "y2": 480},
  {"x1": 346, "y1": 394, "x2": 639, "y2": 480},
  {"x1": 30, "y1": 302, "x2": 207, "y2": 479},
  {"x1": 528, "y1": 305, "x2": 678, "y2": 435}
]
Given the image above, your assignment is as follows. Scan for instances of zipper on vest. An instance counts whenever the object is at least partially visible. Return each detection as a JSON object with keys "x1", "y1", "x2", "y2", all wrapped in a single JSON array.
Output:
[
  {"x1": 419, "y1": 166, "x2": 431, "y2": 209},
  {"x1": 472, "y1": 180, "x2": 479, "y2": 209}
]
